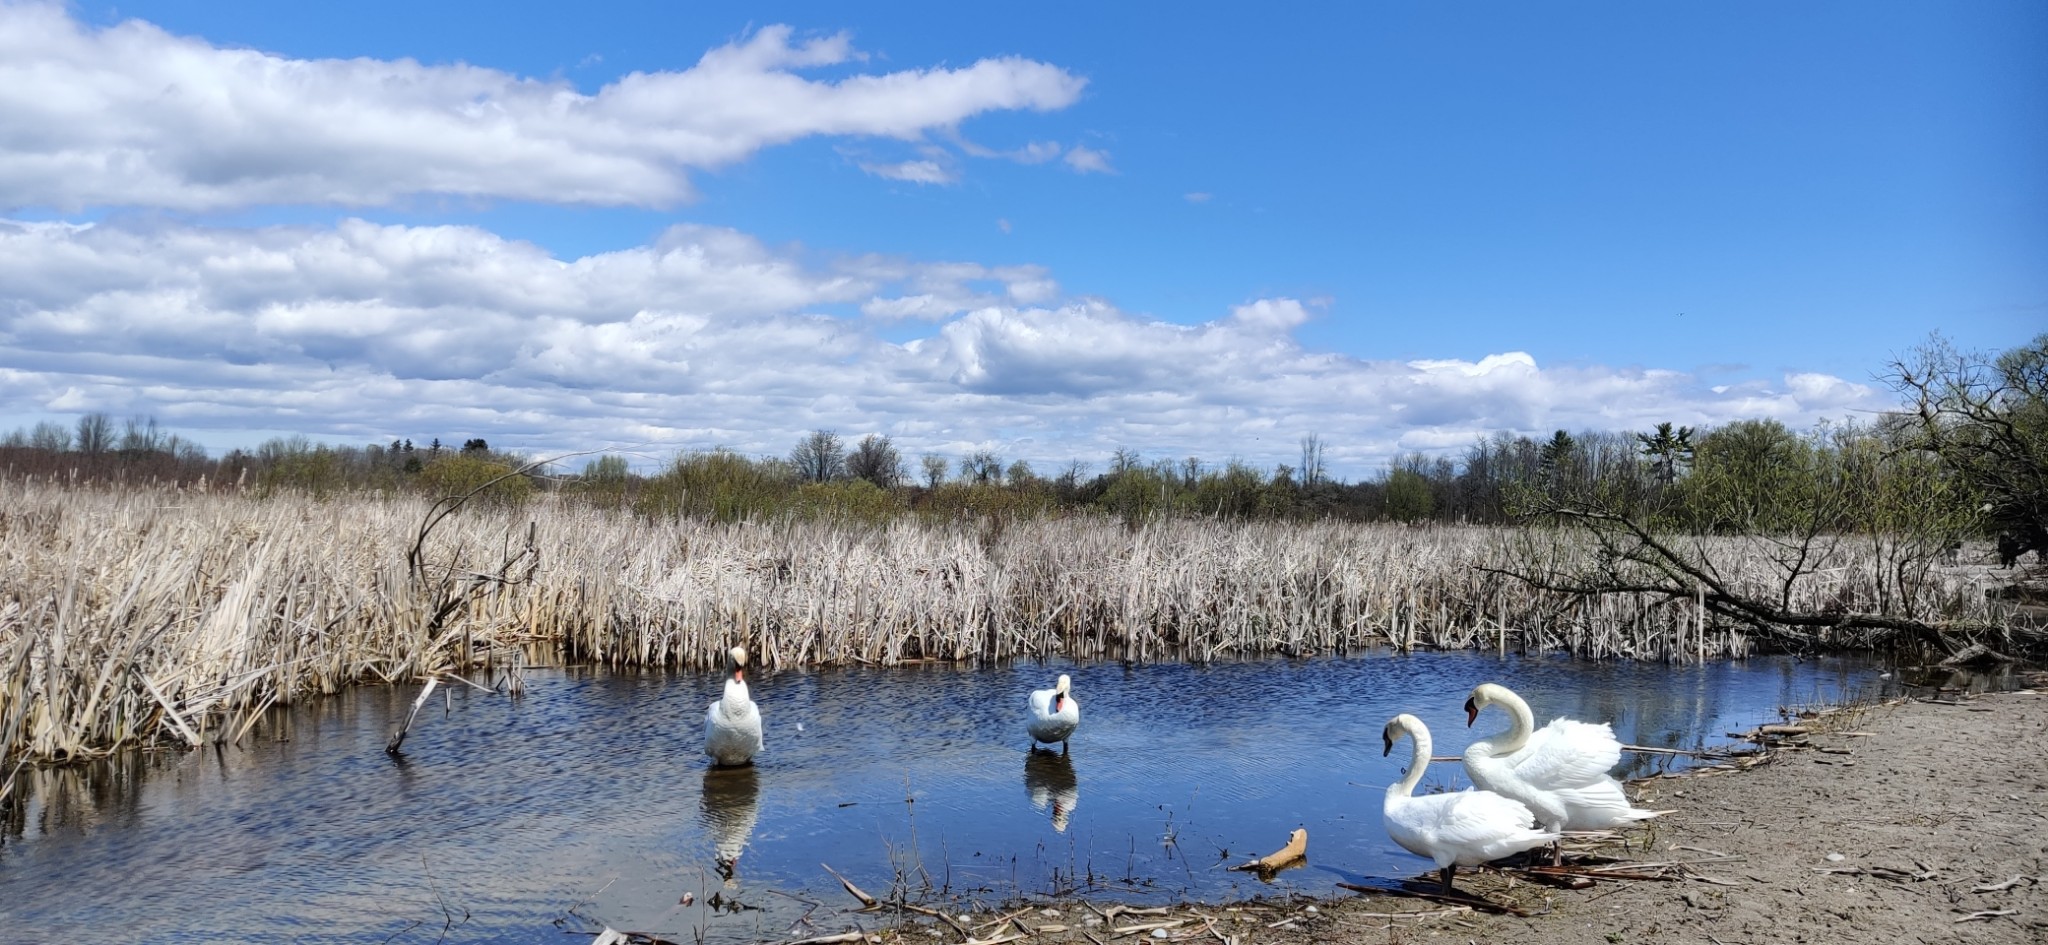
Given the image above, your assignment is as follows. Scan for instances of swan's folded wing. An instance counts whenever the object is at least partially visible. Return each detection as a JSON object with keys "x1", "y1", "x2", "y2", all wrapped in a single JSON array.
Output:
[
  {"x1": 1419, "y1": 791, "x2": 1558, "y2": 862},
  {"x1": 1551, "y1": 777, "x2": 1658, "y2": 829},
  {"x1": 1506, "y1": 719, "x2": 1621, "y2": 788},
  {"x1": 1028, "y1": 688, "x2": 1052, "y2": 715}
]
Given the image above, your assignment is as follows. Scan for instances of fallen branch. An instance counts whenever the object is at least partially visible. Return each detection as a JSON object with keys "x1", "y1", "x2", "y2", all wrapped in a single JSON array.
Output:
[
  {"x1": 818, "y1": 863, "x2": 876, "y2": 909},
  {"x1": 1228, "y1": 828, "x2": 1307, "y2": 873},
  {"x1": 1336, "y1": 881, "x2": 1531, "y2": 917}
]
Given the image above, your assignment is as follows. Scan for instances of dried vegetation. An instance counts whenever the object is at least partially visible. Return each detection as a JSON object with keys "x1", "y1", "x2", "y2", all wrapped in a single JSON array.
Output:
[{"x1": 0, "y1": 480, "x2": 2007, "y2": 789}]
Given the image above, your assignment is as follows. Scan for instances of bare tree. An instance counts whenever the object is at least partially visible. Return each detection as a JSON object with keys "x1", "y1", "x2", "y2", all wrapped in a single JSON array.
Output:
[
  {"x1": 1493, "y1": 420, "x2": 1996, "y2": 656},
  {"x1": 119, "y1": 416, "x2": 166, "y2": 453},
  {"x1": 920, "y1": 453, "x2": 950, "y2": 489},
  {"x1": 960, "y1": 450, "x2": 1003, "y2": 485},
  {"x1": 1886, "y1": 333, "x2": 2048, "y2": 559},
  {"x1": 846, "y1": 434, "x2": 903, "y2": 489},
  {"x1": 788, "y1": 430, "x2": 846, "y2": 483},
  {"x1": 1299, "y1": 434, "x2": 1326, "y2": 486},
  {"x1": 1109, "y1": 447, "x2": 1142, "y2": 476},
  {"x1": 28, "y1": 421, "x2": 70, "y2": 452},
  {"x1": 74, "y1": 412, "x2": 113, "y2": 454}
]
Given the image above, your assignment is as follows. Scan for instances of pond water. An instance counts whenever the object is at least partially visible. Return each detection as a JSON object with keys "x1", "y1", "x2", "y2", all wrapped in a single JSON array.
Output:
[{"x1": 0, "y1": 652, "x2": 1893, "y2": 944}]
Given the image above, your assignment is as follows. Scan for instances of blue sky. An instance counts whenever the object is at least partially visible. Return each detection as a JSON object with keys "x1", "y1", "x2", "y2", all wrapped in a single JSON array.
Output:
[{"x1": 0, "y1": 1, "x2": 2041, "y2": 477}]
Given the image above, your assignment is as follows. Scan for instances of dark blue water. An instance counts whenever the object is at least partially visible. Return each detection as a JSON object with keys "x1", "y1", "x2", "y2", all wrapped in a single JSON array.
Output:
[{"x1": 0, "y1": 652, "x2": 1891, "y2": 943}]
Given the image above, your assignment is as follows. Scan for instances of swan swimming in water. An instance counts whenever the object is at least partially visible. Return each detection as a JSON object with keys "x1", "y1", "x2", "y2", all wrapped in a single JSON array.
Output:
[
  {"x1": 1382, "y1": 713, "x2": 1558, "y2": 892},
  {"x1": 1460, "y1": 682, "x2": 1658, "y2": 864},
  {"x1": 704, "y1": 646, "x2": 763, "y2": 767},
  {"x1": 1027, "y1": 674, "x2": 1080, "y2": 751}
]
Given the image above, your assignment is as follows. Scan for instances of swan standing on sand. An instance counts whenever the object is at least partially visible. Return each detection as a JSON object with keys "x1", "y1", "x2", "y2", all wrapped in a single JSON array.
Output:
[
  {"x1": 1382, "y1": 713, "x2": 1559, "y2": 892},
  {"x1": 1461, "y1": 682, "x2": 1658, "y2": 864},
  {"x1": 1027, "y1": 674, "x2": 1080, "y2": 751},
  {"x1": 704, "y1": 646, "x2": 763, "y2": 767}
]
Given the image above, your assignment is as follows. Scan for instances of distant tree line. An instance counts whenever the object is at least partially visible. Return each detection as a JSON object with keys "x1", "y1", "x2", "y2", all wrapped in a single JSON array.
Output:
[{"x1": 3, "y1": 334, "x2": 2040, "y2": 550}]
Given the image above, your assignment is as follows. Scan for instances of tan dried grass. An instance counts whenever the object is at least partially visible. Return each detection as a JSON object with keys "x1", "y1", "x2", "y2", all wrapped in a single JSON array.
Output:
[{"x1": 0, "y1": 481, "x2": 1998, "y2": 778}]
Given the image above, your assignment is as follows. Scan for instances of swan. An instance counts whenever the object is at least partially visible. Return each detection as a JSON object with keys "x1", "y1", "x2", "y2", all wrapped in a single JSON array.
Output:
[
  {"x1": 1382, "y1": 713, "x2": 1559, "y2": 892},
  {"x1": 704, "y1": 646, "x2": 763, "y2": 767},
  {"x1": 1027, "y1": 674, "x2": 1080, "y2": 751},
  {"x1": 1460, "y1": 682, "x2": 1658, "y2": 864}
]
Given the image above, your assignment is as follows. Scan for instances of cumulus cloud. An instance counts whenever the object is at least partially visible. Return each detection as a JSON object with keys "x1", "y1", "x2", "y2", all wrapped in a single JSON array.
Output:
[
  {"x1": 0, "y1": 4, "x2": 1086, "y2": 210},
  {"x1": 1063, "y1": 145, "x2": 1114, "y2": 174},
  {"x1": 0, "y1": 217, "x2": 1892, "y2": 475}
]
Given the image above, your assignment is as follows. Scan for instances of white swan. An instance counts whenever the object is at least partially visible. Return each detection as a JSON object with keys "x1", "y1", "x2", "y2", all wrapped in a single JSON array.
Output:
[
  {"x1": 1027, "y1": 674, "x2": 1080, "y2": 751},
  {"x1": 1382, "y1": 713, "x2": 1559, "y2": 892},
  {"x1": 1460, "y1": 682, "x2": 1658, "y2": 864},
  {"x1": 704, "y1": 646, "x2": 762, "y2": 767}
]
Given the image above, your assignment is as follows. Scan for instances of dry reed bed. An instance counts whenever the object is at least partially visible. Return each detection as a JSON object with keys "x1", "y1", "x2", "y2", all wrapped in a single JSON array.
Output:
[{"x1": 0, "y1": 481, "x2": 2001, "y2": 777}]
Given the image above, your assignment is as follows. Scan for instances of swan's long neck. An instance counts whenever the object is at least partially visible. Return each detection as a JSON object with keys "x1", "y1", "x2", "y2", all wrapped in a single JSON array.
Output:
[
  {"x1": 1482, "y1": 689, "x2": 1535, "y2": 755},
  {"x1": 1391, "y1": 724, "x2": 1431, "y2": 798},
  {"x1": 722, "y1": 676, "x2": 751, "y2": 710}
]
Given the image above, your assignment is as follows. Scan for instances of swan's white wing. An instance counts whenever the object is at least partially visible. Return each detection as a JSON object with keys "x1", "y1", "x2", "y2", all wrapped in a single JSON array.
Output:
[
  {"x1": 1550, "y1": 777, "x2": 1659, "y2": 830},
  {"x1": 1026, "y1": 687, "x2": 1079, "y2": 742},
  {"x1": 1505, "y1": 719, "x2": 1621, "y2": 789},
  {"x1": 1396, "y1": 790, "x2": 1557, "y2": 867},
  {"x1": 705, "y1": 681, "x2": 763, "y2": 764}
]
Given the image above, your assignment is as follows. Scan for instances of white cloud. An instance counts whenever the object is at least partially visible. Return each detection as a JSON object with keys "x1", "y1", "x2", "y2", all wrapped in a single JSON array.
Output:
[
  {"x1": 0, "y1": 5, "x2": 1086, "y2": 210},
  {"x1": 859, "y1": 159, "x2": 956, "y2": 184},
  {"x1": 0, "y1": 217, "x2": 1892, "y2": 475},
  {"x1": 1063, "y1": 145, "x2": 1114, "y2": 174},
  {"x1": 1184, "y1": 192, "x2": 1212, "y2": 203}
]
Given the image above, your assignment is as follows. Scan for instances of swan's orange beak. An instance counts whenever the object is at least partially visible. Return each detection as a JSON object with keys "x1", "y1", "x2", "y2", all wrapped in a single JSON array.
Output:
[
  {"x1": 1463, "y1": 698, "x2": 1478, "y2": 727},
  {"x1": 1053, "y1": 694, "x2": 1063, "y2": 712},
  {"x1": 734, "y1": 669, "x2": 744, "y2": 683}
]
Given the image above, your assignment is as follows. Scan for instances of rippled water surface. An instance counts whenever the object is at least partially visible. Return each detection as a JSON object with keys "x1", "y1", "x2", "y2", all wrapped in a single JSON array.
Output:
[{"x1": 0, "y1": 653, "x2": 1891, "y2": 943}]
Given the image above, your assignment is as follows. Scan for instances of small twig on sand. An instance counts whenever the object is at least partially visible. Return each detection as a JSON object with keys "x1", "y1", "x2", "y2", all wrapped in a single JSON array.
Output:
[
  {"x1": 894, "y1": 901, "x2": 970, "y2": 937},
  {"x1": 1973, "y1": 874, "x2": 2037, "y2": 893},
  {"x1": 1955, "y1": 909, "x2": 2018, "y2": 923},
  {"x1": 1341, "y1": 906, "x2": 1474, "y2": 920}
]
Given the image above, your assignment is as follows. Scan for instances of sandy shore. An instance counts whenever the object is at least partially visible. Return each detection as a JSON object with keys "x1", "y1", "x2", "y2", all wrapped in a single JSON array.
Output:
[
  {"x1": 1274, "y1": 687, "x2": 2048, "y2": 944},
  {"x1": 917, "y1": 689, "x2": 2047, "y2": 945}
]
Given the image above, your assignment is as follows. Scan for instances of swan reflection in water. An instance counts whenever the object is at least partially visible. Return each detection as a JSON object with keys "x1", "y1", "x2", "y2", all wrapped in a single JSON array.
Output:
[
  {"x1": 699, "y1": 764, "x2": 761, "y2": 883},
  {"x1": 1023, "y1": 748, "x2": 1080, "y2": 832}
]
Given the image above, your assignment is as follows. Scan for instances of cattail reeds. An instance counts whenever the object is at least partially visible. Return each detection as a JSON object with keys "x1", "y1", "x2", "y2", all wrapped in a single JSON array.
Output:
[{"x1": 0, "y1": 479, "x2": 2000, "y2": 784}]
